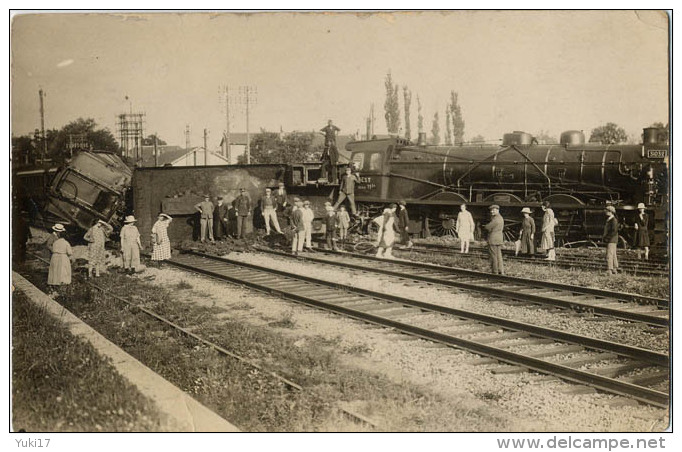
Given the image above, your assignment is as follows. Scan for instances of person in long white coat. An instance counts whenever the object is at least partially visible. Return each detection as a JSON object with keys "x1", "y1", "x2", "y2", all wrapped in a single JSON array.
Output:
[
  {"x1": 455, "y1": 204, "x2": 475, "y2": 253},
  {"x1": 120, "y1": 215, "x2": 143, "y2": 274},
  {"x1": 302, "y1": 200, "x2": 315, "y2": 251},
  {"x1": 375, "y1": 205, "x2": 397, "y2": 259},
  {"x1": 541, "y1": 201, "x2": 557, "y2": 261}
]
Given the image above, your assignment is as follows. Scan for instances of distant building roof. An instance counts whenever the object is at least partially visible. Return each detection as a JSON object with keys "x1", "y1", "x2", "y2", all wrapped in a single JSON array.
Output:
[{"x1": 138, "y1": 145, "x2": 188, "y2": 167}]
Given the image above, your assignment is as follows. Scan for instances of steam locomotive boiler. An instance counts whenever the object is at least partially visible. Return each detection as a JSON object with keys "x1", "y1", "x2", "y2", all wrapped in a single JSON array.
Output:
[{"x1": 341, "y1": 127, "x2": 668, "y2": 247}]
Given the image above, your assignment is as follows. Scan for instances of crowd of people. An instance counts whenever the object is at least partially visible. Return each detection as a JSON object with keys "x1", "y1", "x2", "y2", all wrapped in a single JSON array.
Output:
[
  {"x1": 39, "y1": 184, "x2": 652, "y2": 291},
  {"x1": 482, "y1": 201, "x2": 651, "y2": 276}
]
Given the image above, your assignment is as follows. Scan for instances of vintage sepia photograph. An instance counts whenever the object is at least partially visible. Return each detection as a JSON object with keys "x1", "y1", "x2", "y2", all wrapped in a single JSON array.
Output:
[{"x1": 9, "y1": 9, "x2": 671, "y2": 441}]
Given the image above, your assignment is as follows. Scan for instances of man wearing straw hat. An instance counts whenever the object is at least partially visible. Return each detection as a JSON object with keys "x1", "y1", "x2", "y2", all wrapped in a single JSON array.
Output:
[
  {"x1": 483, "y1": 205, "x2": 504, "y2": 275},
  {"x1": 120, "y1": 215, "x2": 142, "y2": 275}
]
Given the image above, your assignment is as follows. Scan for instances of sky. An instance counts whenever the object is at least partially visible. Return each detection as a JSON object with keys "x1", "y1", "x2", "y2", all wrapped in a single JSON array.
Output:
[{"x1": 11, "y1": 11, "x2": 669, "y2": 149}]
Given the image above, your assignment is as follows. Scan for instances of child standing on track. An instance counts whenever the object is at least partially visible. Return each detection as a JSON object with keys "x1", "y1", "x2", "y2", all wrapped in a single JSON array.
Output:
[
  {"x1": 324, "y1": 205, "x2": 339, "y2": 251},
  {"x1": 337, "y1": 205, "x2": 350, "y2": 248}
]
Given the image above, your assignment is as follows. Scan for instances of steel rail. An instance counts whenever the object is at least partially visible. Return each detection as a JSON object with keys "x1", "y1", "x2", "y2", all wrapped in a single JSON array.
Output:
[
  {"x1": 319, "y1": 247, "x2": 669, "y2": 310},
  {"x1": 405, "y1": 246, "x2": 669, "y2": 276},
  {"x1": 24, "y1": 252, "x2": 377, "y2": 428},
  {"x1": 415, "y1": 242, "x2": 670, "y2": 268},
  {"x1": 166, "y1": 251, "x2": 669, "y2": 408},
  {"x1": 258, "y1": 246, "x2": 668, "y2": 326}
]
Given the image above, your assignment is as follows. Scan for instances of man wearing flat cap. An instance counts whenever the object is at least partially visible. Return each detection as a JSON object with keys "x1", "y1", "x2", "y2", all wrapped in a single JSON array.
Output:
[
  {"x1": 602, "y1": 205, "x2": 619, "y2": 275},
  {"x1": 195, "y1": 194, "x2": 215, "y2": 243},
  {"x1": 483, "y1": 205, "x2": 505, "y2": 275},
  {"x1": 214, "y1": 196, "x2": 229, "y2": 240}
]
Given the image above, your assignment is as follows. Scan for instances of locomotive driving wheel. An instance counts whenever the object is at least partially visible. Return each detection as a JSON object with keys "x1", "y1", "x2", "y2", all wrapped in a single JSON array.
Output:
[{"x1": 424, "y1": 214, "x2": 458, "y2": 237}]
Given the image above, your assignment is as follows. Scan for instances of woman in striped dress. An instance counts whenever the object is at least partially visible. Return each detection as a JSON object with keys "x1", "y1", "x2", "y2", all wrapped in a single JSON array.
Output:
[
  {"x1": 151, "y1": 213, "x2": 172, "y2": 266},
  {"x1": 84, "y1": 219, "x2": 112, "y2": 277}
]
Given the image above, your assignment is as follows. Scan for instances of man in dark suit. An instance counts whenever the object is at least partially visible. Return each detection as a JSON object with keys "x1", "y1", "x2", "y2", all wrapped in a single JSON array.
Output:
[
  {"x1": 484, "y1": 204, "x2": 504, "y2": 275},
  {"x1": 603, "y1": 205, "x2": 620, "y2": 275},
  {"x1": 273, "y1": 182, "x2": 289, "y2": 226},
  {"x1": 333, "y1": 166, "x2": 360, "y2": 215},
  {"x1": 213, "y1": 196, "x2": 229, "y2": 240},
  {"x1": 233, "y1": 188, "x2": 252, "y2": 239},
  {"x1": 320, "y1": 120, "x2": 341, "y2": 183},
  {"x1": 396, "y1": 199, "x2": 413, "y2": 249}
]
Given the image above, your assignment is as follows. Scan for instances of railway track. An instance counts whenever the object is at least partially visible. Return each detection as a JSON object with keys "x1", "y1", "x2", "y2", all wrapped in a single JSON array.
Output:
[
  {"x1": 404, "y1": 243, "x2": 669, "y2": 277},
  {"x1": 163, "y1": 249, "x2": 669, "y2": 408},
  {"x1": 22, "y1": 253, "x2": 379, "y2": 429},
  {"x1": 266, "y1": 246, "x2": 668, "y2": 325}
]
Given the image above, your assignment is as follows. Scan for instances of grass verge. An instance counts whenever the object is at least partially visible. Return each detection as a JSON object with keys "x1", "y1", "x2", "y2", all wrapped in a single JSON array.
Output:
[{"x1": 11, "y1": 290, "x2": 164, "y2": 432}]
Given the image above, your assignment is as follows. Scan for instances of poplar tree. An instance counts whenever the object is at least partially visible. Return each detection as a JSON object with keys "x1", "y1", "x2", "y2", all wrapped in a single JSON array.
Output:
[
  {"x1": 431, "y1": 112, "x2": 440, "y2": 145},
  {"x1": 403, "y1": 86, "x2": 412, "y2": 141},
  {"x1": 384, "y1": 72, "x2": 401, "y2": 134}
]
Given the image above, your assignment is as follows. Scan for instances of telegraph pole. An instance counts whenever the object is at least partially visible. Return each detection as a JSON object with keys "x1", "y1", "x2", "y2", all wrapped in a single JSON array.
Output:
[
  {"x1": 153, "y1": 133, "x2": 158, "y2": 167},
  {"x1": 225, "y1": 85, "x2": 230, "y2": 163},
  {"x1": 39, "y1": 88, "x2": 46, "y2": 163},
  {"x1": 203, "y1": 128, "x2": 208, "y2": 166},
  {"x1": 238, "y1": 86, "x2": 257, "y2": 164}
]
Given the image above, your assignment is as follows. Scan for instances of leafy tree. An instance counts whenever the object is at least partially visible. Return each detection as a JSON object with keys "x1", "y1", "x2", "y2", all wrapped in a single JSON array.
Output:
[
  {"x1": 534, "y1": 130, "x2": 558, "y2": 144},
  {"x1": 417, "y1": 95, "x2": 424, "y2": 133},
  {"x1": 142, "y1": 134, "x2": 167, "y2": 146},
  {"x1": 430, "y1": 112, "x2": 441, "y2": 145},
  {"x1": 470, "y1": 134, "x2": 486, "y2": 144},
  {"x1": 589, "y1": 122, "x2": 628, "y2": 144},
  {"x1": 448, "y1": 91, "x2": 465, "y2": 144},
  {"x1": 47, "y1": 118, "x2": 119, "y2": 164},
  {"x1": 248, "y1": 130, "x2": 318, "y2": 164},
  {"x1": 403, "y1": 86, "x2": 412, "y2": 141},
  {"x1": 11, "y1": 135, "x2": 36, "y2": 167},
  {"x1": 384, "y1": 71, "x2": 400, "y2": 134},
  {"x1": 445, "y1": 108, "x2": 452, "y2": 145}
]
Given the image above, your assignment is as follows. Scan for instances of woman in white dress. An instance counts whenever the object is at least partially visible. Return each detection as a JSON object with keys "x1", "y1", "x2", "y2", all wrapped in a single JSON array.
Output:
[
  {"x1": 375, "y1": 205, "x2": 397, "y2": 259},
  {"x1": 120, "y1": 215, "x2": 142, "y2": 275},
  {"x1": 456, "y1": 204, "x2": 475, "y2": 253},
  {"x1": 151, "y1": 213, "x2": 173, "y2": 266},
  {"x1": 47, "y1": 224, "x2": 72, "y2": 287}
]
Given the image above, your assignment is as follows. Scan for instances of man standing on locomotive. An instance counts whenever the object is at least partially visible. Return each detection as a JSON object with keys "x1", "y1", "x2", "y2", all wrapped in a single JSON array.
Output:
[
  {"x1": 484, "y1": 205, "x2": 504, "y2": 275},
  {"x1": 334, "y1": 166, "x2": 360, "y2": 216},
  {"x1": 320, "y1": 119, "x2": 341, "y2": 184},
  {"x1": 603, "y1": 205, "x2": 620, "y2": 275}
]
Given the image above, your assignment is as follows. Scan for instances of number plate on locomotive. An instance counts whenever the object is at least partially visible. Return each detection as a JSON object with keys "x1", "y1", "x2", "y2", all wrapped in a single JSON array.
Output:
[{"x1": 647, "y1": 149, "x2": 667, "y2": 159}]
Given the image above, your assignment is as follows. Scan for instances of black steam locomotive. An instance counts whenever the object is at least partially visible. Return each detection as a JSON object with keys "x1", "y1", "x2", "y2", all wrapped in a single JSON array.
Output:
[{"x1": 327, "y1": 127, "x2": 668, "y2": 246}]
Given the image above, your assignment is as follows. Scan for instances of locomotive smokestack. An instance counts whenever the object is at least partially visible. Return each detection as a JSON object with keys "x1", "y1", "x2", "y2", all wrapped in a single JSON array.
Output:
[
  {"x1": 643, "y1": 127, "x2": 660, "y2": 145},
  {"x1": 417, "y1": 132, "x2": 427, "y2": 146}
]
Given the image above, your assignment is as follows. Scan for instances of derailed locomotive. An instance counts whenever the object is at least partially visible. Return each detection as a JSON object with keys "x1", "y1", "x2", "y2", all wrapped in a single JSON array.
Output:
[
  {"x1": 41, "y1": 151, "x2": 133, "y2": 231},
  {"x1": 322, "y1": 127, "x2": 668, "y2": 247}
]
